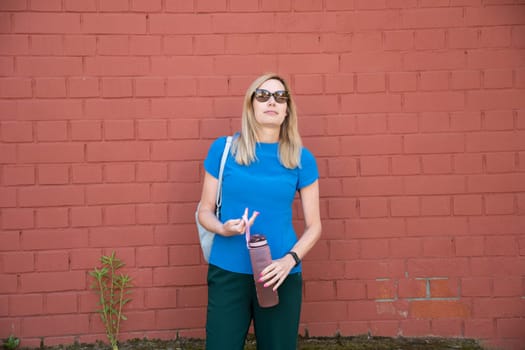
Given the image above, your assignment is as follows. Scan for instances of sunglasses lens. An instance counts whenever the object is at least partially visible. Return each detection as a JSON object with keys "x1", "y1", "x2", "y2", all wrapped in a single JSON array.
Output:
[
  {"x1": 254, "y1": 89, "x2": 270, "y2": 102},
  {"x1": 274, "y1": 91, "x2": 289, "y2": 103}
]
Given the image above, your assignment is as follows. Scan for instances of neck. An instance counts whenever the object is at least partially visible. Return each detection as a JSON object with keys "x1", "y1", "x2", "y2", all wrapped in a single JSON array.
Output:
[{"x1": 256, "y1": 128, "x2": 280, "y2": 143}]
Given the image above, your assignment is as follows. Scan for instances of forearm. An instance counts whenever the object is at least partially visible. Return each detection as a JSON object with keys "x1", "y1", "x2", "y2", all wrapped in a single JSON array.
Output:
[
  {"x1": 290, "y1": 222, "x2": 322, "y2": 260},
  {"x1": 198, "y1": 207, "x2": 226, "y2": 236}
]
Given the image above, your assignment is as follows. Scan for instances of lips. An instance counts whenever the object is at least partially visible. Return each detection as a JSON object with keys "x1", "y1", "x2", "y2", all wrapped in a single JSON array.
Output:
[{"x1": 264, "y1": 110, "x2": 278, "y2": 115}]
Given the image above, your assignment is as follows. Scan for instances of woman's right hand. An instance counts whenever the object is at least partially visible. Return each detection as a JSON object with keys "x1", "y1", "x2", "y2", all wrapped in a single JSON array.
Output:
[{"x1": 220, "y1": 209, "x2": 259, "y2": 236}]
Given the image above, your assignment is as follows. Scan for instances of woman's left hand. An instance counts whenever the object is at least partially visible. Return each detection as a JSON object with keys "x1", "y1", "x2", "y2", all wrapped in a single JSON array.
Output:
[{"x1": 259, "y1": 254, "x2": 296, "y2": 291}]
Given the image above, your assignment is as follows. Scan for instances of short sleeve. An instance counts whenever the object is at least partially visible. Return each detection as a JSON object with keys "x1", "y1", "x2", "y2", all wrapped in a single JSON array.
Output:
[
  {"x1": 204, "y1": 136, "x2": 228, "y2": 179},
  {"x1": 298, "y1": 147, "x2": 319, "y2": 189}
]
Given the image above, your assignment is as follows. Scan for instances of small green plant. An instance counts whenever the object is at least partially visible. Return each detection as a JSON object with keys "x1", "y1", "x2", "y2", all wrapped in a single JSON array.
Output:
[
  {"x1": 2, "y1": 335, "x2": 20, "y2": 350},
  {"x1": 89, "y1": 252, "x2": 132, "y2": 350}
]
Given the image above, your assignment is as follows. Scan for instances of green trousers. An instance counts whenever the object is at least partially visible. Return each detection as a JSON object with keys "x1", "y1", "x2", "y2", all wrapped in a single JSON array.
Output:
[{"x1": 206, "y1": 264, "x2": 302, "y2": 350}]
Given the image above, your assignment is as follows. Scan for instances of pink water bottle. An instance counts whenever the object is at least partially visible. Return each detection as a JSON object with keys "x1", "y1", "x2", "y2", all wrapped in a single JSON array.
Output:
[{"x1": 249, "y1": 234, "x2": 279, "y2": 308}]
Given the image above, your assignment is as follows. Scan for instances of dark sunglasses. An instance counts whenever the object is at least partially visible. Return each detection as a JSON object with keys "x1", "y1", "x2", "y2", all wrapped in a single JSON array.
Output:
[{"x1": 253, "y1": 89, "x2": 289, "y2": 104}]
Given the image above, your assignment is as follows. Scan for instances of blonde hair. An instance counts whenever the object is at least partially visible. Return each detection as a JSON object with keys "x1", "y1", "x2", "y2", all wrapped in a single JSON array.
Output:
[{"x1": 232, "y1": 73, "x2": 302, "y2": 169}]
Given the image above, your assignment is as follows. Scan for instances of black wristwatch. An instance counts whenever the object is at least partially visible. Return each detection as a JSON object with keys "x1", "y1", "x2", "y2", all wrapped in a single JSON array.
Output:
[{"x1": 286, "y1": 251, "x2": 301, "y2": 267}]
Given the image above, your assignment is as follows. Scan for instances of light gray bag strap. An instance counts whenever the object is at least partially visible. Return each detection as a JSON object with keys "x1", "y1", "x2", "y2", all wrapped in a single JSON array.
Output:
[{"x1": 215, "y1": 136, "x2": 232, "y2": 217}]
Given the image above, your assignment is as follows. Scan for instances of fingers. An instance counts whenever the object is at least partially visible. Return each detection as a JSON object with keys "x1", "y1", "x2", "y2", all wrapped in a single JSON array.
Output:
[
  {"x1": 248, "y1": 211, "x2": 259, "y2": 226},
  {"x1": 259, "y1": 259, "x2": 292, "y2": 291}
]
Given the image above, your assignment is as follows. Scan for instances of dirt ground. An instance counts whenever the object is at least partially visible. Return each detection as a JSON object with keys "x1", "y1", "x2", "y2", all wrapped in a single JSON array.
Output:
[{"x1": 23, "y1": 335, "x2": 487, "y2": 350}]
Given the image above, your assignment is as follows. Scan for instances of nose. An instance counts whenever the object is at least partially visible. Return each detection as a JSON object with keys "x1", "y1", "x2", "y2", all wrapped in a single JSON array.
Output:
[{"x1": 267, "y1": 95, "x2": 277, "y2": 105}]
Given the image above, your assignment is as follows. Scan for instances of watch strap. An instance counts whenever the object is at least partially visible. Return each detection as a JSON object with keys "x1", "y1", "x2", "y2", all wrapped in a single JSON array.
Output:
[{"x1": 286, "y1": 251, "x2": 301, "y2": 267}]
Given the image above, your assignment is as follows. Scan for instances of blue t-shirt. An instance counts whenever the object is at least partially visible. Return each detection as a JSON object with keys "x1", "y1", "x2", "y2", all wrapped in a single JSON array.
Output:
[{"x1": 204, "y1": 136, "x2": 319, "y2": 274}]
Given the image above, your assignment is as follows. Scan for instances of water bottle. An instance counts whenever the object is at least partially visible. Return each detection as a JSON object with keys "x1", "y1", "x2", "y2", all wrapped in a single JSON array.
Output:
[{"x1": 248, "y1": 234, "x2": 279, "y2": 308}]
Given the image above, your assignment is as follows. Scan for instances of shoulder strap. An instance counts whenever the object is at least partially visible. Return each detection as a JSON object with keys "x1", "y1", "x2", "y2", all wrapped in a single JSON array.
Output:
[{"x1": 215, "y1": 136, "x2": 232, "y2": 217}]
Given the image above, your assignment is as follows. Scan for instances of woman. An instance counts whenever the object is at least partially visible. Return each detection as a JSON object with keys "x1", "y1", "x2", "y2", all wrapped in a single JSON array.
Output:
[{"x1": 198, "y1": 73, "x2": 322, "y2": 350}]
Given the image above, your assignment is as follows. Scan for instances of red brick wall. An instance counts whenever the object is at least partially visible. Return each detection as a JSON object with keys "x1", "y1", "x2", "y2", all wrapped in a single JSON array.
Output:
[{"x1": 1, "y1": 1, "x2": 524, "y2": 349}]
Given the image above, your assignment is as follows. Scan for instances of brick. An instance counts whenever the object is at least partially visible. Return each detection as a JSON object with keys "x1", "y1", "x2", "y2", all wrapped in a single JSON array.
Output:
[
  {"x1": 69, "y1": 77, "x2": 99, "y2": 98},
  {"x1": 327, "y1": 158, "x2": 357, "y2": 177},
  {"x1": 136, "y1": 246, "x2": 169, "y2": 267},
  {"x1": 2, "y1": 208, "x2": 34, "y2": 229},
  {"x1": 398, "y1": 278, "x2": 427, "y2": 299},
  {"x1": 18, "y1": 143, "x2": 83, "y2": 164},
  {"x1": 432, "y1": 319, "x2": 463, "y2": 337},
  {"x1": 72, "y1": 164, "x2": 102, "y2": 184},
  {"x1": 104, "y1": 163, "x2": 135, "y2": 183},
  {"x1": 465, "y1": 318, "x2": 496, "y2": 338},
  {"x1": 359, "y1": 236, "x2": 389, "y2": 258},
  {"x1": 104, "y1": 205, "x2": 135, "y2": 225},
  {"x1": 36, "y1": 121, "x2": 67, "y2": 142},
  {"x1": 485, "y1": 236, "x2": 518, "y2": 256},
  {"x1": 46, "y1": 293, "x2": 77, "y2": 314},
  {"x1": 481, "y1": 27, "x2": 512, "y2": 48},
  {"x1": 472, "y1": 297, "x2": 524, "y2": 318},
  {"x1": 3, "y1": 252, "x2": 34, "y2": 273},
  {"x1": 131, "y1": 0, "x2": 162, "y2": 11},
  {"x1": 145, "y1": 287, "x2": 178, "y2": 309},
  {"x1": 168, "y1": 245, "x2": 201, "y2": 266},
  {"x1": 35, "y1": 78, "x2": 66, "y2": 98},
  {"x1": 3, "y1": 165, "x2": 35, "y2": 185},
  {"x1": 390, "y1": 197, "x2": 419, "y2": 217},
  {"x1": 367, "y1": 279, "x2": 396, "y2": 300},
  {"x1": 415, "y1": 29, "x2": 445, "y2": 50},
  {"x1": 451, "y1": 70, "x2": 481, "y2": 90},
  {"x1": 357, "y1": 73, "x2": 386, "y2": 92},
  {"x1": 35, "y1": 251, "x2": 69, "y2": 272},
  {"x1": 422, "y1": 154, "x2": 452, "y2": 174},
  {"x1": 342, "y1": 52, "x2": 402, "y2": 72},
  {"x1": 466, "y1": 6, "x2": 525, "y2": 26},
  {"x1": 467, "y1": 131, "x2": 525, "y2": 152},
  {"x1": 360, "y1": 156, "x2": 389, "y2": 176},
  {"x1": 484, "y1": 110, "x2": 514, "y2": 131},
  {"x1": 136, "y1": 204, "x2": 168, "y2": 224},
  {"x1": 20, "y1": 271, "x2": 85, "y2": 293},
  {"x1": 36, "y1": 207, "x2": 68, "y2": 228},
  {"x1": 0, "y1": 231, "x2": 20, "y2": 251},
  {"x1": 484, "y1": 69, "x2": 513, "y2": 88},
  {"x1": 420, "y1": 71, "x2": 449, "y2": 91},
  {"x1": 468, "y1": 50, "x2": 525, "y2": 70},
  {"x1": 102, "y1": 78, "x2": 132, "y2": 97},
  {"x1": 468, "y1": 174, "x2": 525, "y2": 193},
  {"x1": 401, "y1": 319, "x2": 431, "y2": 337},
  {"x1": 423, "y1": 238, "x2": 454, "y2": 257},
  {"x1": 391, "y1": 155, "x2": 420, "y2": 175},
  {"x1": 90, "y1": 226, "x2": 153, "y2": 247},
  {"x1": 14, "y1": 13, "x2": 81, "y2": 33},
  {"x1": 86, "y1": 184, "x2": 149, "y2": 205},
  {"x1": 405, "y1": 133, "x2": 464, "y2": 154},
  {"x1": 453, "y1": 195, "x2": 482, "y2": 215},
  {"x1": 87, "y1": 142, "x2": 149, "y2": 162},
  {"x1": 71, "y1": 207, "x2": 102, "y2": 227},
  {"x1": 135, "y1": 77, "x2": 165, "y2": 97},
  {"x1": 86, "y1": 57, "x2": 149, "y2": 76},
  {"x1": 136, "y1": 162, "x2": 167, "y2": 182},
  {"x1": 485, "y1": 194, "x2": 514, "y2": 215},
  {"x1": 1, "y1": 121, "x2": 33, "y2": 143},
  {"x1": 9, "y1": 294, "x2": 43, "y2": 316},
  {"x1": 19, "y1": 186, "x2": 83, "y2": 207},
  {"x1": 343, "y1": 176, "x2": 404, "y2": 196},
  {"x1": 453, "y1": 153, "x2": 482, "y2": 174},
  {"x1": 83, "y1": 14, "x2": 145, "y2": 34},
  {"x1": 304, "y1": 281, "x2": 335, "y2": 302},
  {"x1": 152, "y1": 97, "x2": 213, "y2": 118},
  {"x1": 70, "y1": 248, "x2": 102, "y2": 270},
  {"x1": 486, "y1": 152, "x2": 515, "y2": 173},
  {"x1": 410, "y1": 300, "x2": 470, "y2": 319},
  {"x1": 0, "y1": 275, "x2": 17, "y2": 293},
  {"x1": 70, "y1": 120, "x2": 101, "y2": 141},
  {"x1": 384, "y1": 31, "x2": 414, "y2": 51},
  {"x1": 359, "y1": 198, "x2": 388, "y2": 219},
  {"x1": 194, "y1": 35, "x2": 224, "y2": 55},
  {"x1": 22, "y1": 314, "x2": 89, "y2": 337},
  {"x1": 0, "y1": 77, "x2": 31, "y2": 98},
  {"x1": 430, "y1": 278, "x2": 458, "y2": 298},
  {"x1": 402, "y1": 8, "x2": 464, "y2": 28},
  {"x1": 497, "y1": 318, "x2": 525, "y2": 338},
  {"x1": 38, "y1": 165, "x2": 69, "y2": 185},
  {"x1": 492, "y1": 277, "x2": 523, "y2": 297},
  {"x1": 345, "y1": 259, "x2": 405, "y2": 280}
]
